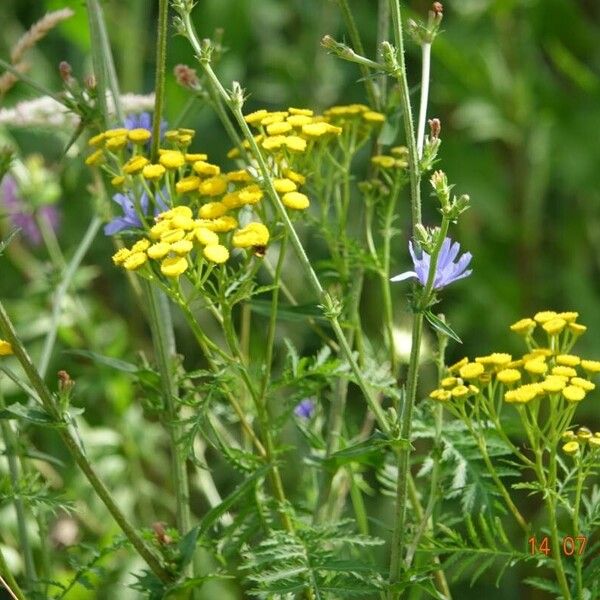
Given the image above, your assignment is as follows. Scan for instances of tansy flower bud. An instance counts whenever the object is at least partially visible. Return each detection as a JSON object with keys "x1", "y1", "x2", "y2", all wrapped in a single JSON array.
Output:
[
  {"x1": 569, "y1": 323, "x2": 587, "y2": 336},
  {"x1": 440, "y1": 376, "x2": 458, "y2": 388},
  {"x1": 170, "y1": 240, "x2": 193, "y2": 255},
  {"x1": 577, "y1": 427, "x2": 592, "y2": 442},
  {"x1": 562, "y1": 430, "x2": 576, "y2": 441},
  {"x1": 105, "y1": 135, "x2": 128, "y2": 151},
  {"x1": 171, "y1": 214, "x2": 195, "y2": 230},
  {"x1": 111, "y1": 175, "x2": 125, "y2": 187},
  {"x1": 104, "y1": 128, "x2": 128, "y2": 138},
  {"x1": 552, "y1": 366, "x2": 577, "y2": 378},
  {"x1": 287, "y1": 115, "x2": 313, "y2": 127},
  {"x1": 199, "y1": 177, "x2": 228, "y2": 196},
  {"x1": 161, "y1": 229, "x2": 185, "y2": 244},
  {"x1": 205, "y1": 216, "x2": 237, "y2": 232},
  {"x1": 562, "y1": 440, "x2": 579, "y2": 455},
  {"x1": 524, "y1": 359, "x2": 547, "y2": 375},
  {"x1": 451, "y1": 385, "x2": 470, "y2": 398},
  {"x1": 448, "y1": 357, "x2": 468, "y2": 373},
  {"x1": 372, "y1": 155, "x2": 396, "y2": 168},
  {"x1": 185, "y1": 153, "x2": 208, "y2": 162},
  {"x1": 571, "y1": 377, "x2": 595, "y2": 391},
  {"x1": 88, "y1": 132, "x2": 106, "y2": 146},
  {"x1": 131, "y1": 239, "x2": 150, "y2": 253},
  {"x1": 0, "y1": 340, "x2": 14, "y2": 356},
  {"x1": 541, "y1": 376, "x2": 567, "y2": 393},
  {"x1": 193, "y1": 161, "x2": 220, "y2": 176},
  {"x1": 282, "y1": 168, "x2": 306, "y2": 185},
  {"x1": 475, "y1": 353, "x2": 512, "y2": 366},
  {"x1": 589, "y1": 437, "x2": 600, "y2": 450},
  {"x1": 284, "y1": 136, "x2": 307, "y2": 152},
  {"x1": 429, "y1": 389, "x2": 451, "y2": 401},
  {"x1": 226, "y1": 170, "x2": 252, "y2": 183},
  {"x1": 244, "y1": 109, "x2": 269, "y2": 124},
  {"x1": 288, "y1": 107, "x2": 313, "y2": 116},
  {"x1": 203, "y1": 244, "x2": 229, "y2": 264},
  {"x1": 557, "y1": 311, "x2": 578, "y2": 322},
  {"x1": 363, "y1": 110, "x2": 385, "y2": 123},
  {"x1": 267, "y1": 122, "x2": 293, "y2": 135},
  {"x1": 161, "y1": 256, "x2": 188, "y2": 277},
  {"x1": 199, "y1": 202, "x2": 228, "y2": 219}
]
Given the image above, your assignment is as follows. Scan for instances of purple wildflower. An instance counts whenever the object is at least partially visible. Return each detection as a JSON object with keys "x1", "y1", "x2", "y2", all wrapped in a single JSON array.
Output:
[
  {"x1": 294, "y1": 398, "x2": 316, "y2": 419},
  {"x1": 0, "y1": 176, "x2": 60, "y2": 246},
  {"x1": 104, "y1": 190, "x2": 168, "y2": 236},
  {"x1": 390, "y1": 237, "x2": 472, "y2": 290}
]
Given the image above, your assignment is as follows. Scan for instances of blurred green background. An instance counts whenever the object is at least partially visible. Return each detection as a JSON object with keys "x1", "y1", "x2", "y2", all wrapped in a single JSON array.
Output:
[{"x1": 1, "y1": 0, "x2": 600, "y2": 598}]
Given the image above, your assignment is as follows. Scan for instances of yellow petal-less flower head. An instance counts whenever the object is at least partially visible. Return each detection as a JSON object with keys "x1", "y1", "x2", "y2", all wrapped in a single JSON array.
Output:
[
  {"x1": 562, "y1": 430, "x2": 576, "y2": 441},
  {"x1": 510, "y1": 317, "x2": 536, "y2": 335},
  {"x1": 543, "y1": 317, "x2": 566, "y2": 335},
  {"x1": 262, "y1": 136, "x2": 286, "y2": 151},
  {"x1": 171, "y1": 214, "x2": 195, "y2": 230},
  {"x1": 440, "y1": 376, "x2": 459, "y2": 389},
  {"x1": 562, "y1": 440, "x2": 580, "y2": 455},
  {"x1": 111, "y1": 175, "x2": 125, "y2": 187},
  {"x1": 542, "y1": 376, "x2": 568, "y2": 393},
  {"x1": 569, "y1": 322, "x2": 587, "y2": 336},
  {"x1": 147, "y1": 242, "x2": 171, "y2": 259},
  {"x1": 203, "y1": 244, "x2": 229, "y2": 264},
  {"x1": 184, "y1": 153, "x2": 208, "y2": 163},
  {"x1": 581, "y1": 359, "x2": 600, "y2": 374},
  {"x1": 552, "y1": 366, "x2": 578, "y2": 378},
  {"x1": 199, "y1": 202, "x2": 228, "y2": 219},
  {"x1": 105, "y1": 135, "x2": 128, "y2": 151},
  {"x1": 123, "y1": 251, "x2": 148, "y2": 271},
  {"x1": 273, "y1": 178, "x2": 297, "y2": 193},
  {"x1": 104, "y1": 127, "x2": 128, "y2": 138},
  {"x1": 429, "y1": 389, "x2": 451, "y2": 402},
  {"x1": 193, "y1": 161, "x2": 221, "y2": 176},
  {"x1": 497, "y1": 369, "x2": 521, "y2": 385},
  {"x1": 149, "y1": 220, "x2": 171, "y2": 240},
  {"x1": 123, "y1": 155, "x2": 150, "y2": 175},
  {"x1": 85, "y1": 149, "x2": 104, "y2": 166},
  {"x1": 513, "y1": 383, "x2": 544, "y2": 403},
  {"x1": 563, "y1": 385, "x2": 586, "y2": 402},
  {"x1": 284, "y1": 135, "x2": 308, "y2": 152},
  {"x1": 267, "y1": 121, "x2": 293, "y2": 135},
  {"x1": 589, "y1": 437, "x2": 600, "y2": 450},
  {"x1": 176, "y1": 176, "x2": 201, "y2": 194},
  {"x1": 204, "y1": 216, "x2": 238, "y2": 232},
  {"x1": 451, "y1": 385, "x2": 470, "y2": 399},
  {"x1": 362, "y1": 110, "x2": 385, "y2": 123},
  {"x1": 160, "y1": 229, "x2": 185, "y2": 244},
  {"x1": 170, "y1": 239, "x2": 194, "y2": 256},
  {"x1": 198, "y1": 176, "x2": 228, "y2": 197},
  {"x1": 282, "y1": 191, "x2": 310, "y2": 210},
  {"x1": 282, "y1": 168, "x2": 306, "y2": 185},
  {"x1": 288, "y1": 107, "x2": 313, "y2": 116},
  {"x1": 238, "y1": 185, "x2": 264, "y2": 205},
  {"x1": 571, "y1": 377, "x2": 595, "y2": 392},
  {"x1": 244, "y1": 109, "x2": 269, "y2": 124},
  {"x1": 0, "y1": 340, "x2": 14, "y2": 356},
  {"x1": 160, "y1": 256, "x2": 188, "y2": 277},
  {"x1": 576, "y1": 427, "x2": 593, "y2": 441},
  {"x1": 88, "y1": 132, "x2": 106, "y2": 147},
  {"x1": 448, "y1": 357, "x2": 469, "y2": 373},
  {"x1": 112, "y1": 248, "x2": 131, "y2": 265},
  {"x1": 142, "y1": 164, "x2": 166, "y2": 180},
  {"x1": 524, "y1": 359, "x2": 548, "y2": 375},
  {"x1": 194, "y1": 227, "x2": 219, "y2": 246},
  {"x1": 232, "y1": 222, "x2": 270, "y2": 248},
  {"x1": 222, "y1": 192, "x2": 244, "y2": 209},
  {"x1": 534, "y1": 311, "x2": 557, "y2": 324},
  {"x1": 301, "y1": 122, "x2": 342, "y2": 137},
  {"x1": 261, "y1": 111, "x2": 289, "y2": 126},
  {"x1": 371, "y1": 155, "x2": 396, "y2": 169},
  {"x1": 226, "y1": 169, "x2": 253, "y2": 183},
  {"x1": 556, "y1": 354, "x2": 581, "y2": 367},
  {"x1": 557, "y1": 311, "x2": 579, "y2": 322},
  {"x1": 159, "y1": 151, "x2": 185, "y2": 170},
  {"x1": 128, "y1": 128, "x2": 152, "y2": 143},
  {"x1": 131, "y1": 239, "x2": 151, "y2": 253},
  {"x1": 459, "y1": 362, "x2": 485, "y2": 380},
  {"x1": 287, "y1": 114, "x2": 313, "y2": 127},
  {"x1": 475, "y1": 353, "x2": 512, "y2": 366}
]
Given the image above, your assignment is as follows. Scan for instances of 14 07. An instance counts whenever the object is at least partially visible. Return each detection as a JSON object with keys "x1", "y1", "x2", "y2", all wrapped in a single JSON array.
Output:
[{"x1": 528, "y1": 536, "x2": 587, "y2": 556}]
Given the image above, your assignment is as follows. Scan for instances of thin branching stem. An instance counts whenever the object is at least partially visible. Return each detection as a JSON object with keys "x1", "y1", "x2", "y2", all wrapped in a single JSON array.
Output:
[{"x1": 416, "y1": 43, "x2": 431, "y2": 158}]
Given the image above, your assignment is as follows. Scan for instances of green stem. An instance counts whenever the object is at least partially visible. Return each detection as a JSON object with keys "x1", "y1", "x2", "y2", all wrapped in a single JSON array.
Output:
[
  {"x1": 335, "y1": 0, "x2": 379, "y2": 109},
  {"x1": 416, "y1": 43, "x2": 432, "y2": 158},
  {"x1": 151, "y1": 0, "x2": 169, "y2": 161},
  {"x1": 0, "y1": 302, "x2": 172, "y2": 584},
  {"x1": 0, "y1": 545, "x2": 26, "y2": 600},
  {"x1": 573, "y1": 455, "x2": 584, "y2": 600},
  {"x1": 377, "y1": 0, "x2": 390, "y2": 105},
  {"x1": 0, "y1": 392, "x2": 37, "y2": 591}
]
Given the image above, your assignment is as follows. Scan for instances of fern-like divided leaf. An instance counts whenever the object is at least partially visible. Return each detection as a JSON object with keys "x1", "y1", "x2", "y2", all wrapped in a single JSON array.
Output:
[{"x1": 242, "y1": 520, "x2": 384, "y2": 599}]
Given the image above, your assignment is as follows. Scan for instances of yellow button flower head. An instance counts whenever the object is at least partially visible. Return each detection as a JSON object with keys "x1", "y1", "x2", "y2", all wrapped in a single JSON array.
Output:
[
  {"x1": 85, "y1": 149, "x2": 104, "y2": 166},
  {"x1": 244, "y1": 109, "x2": 269, "y2": 124},
  {"x1": 557, "y1": 311, "x2": 579, "y2": 322},
  {"x1": 194, "y1": 227, "x2": 219, "y2": 246},
  {"x1": 459, "y1": 362, "x2": 484, "y2": 380},
  {"x1": 451, "y1": 385, "x2": 470, "y2": 399},
  {"x1": 429, "y1": 389, "x2": 451, "y2": 401},
  {"x1": 569, "y1": 322, "x2": 587, "y2": 335},
  {"x1": 160, "y1": 151, "x2": 185, "y2": 170},
  {"x1": 562, "y1": 440, "x2": 579, "y2": 455},
  {"x1": 131, "y1": 239, "x2": 151, "y2": 253},
  {"x1": 289, "y1": 107, "x2": 313, "y2": 116},
  {"x1": 170, "y1": 239, "x2": 194, "y2": 255},
  {"x1": 363, "y1": 110, "x2": 385, "y2": 123},
  {"x1": 284, "y1": 136, "x2": 308, "y2": 152},
  {"x1": 123, "y1": 251, "x2": 148, "y2": 271},
  {"x1": 282, "y1": 168, "x2": 306, "y2": 185},
  {"x1": 176, "y1": 176, "x2": 201, "y2": 194},
  {"x1": 534, "y1": 311, "x2": 557, "y2": 324},
  {"x1": 206, "y1": 216, "x2": 238, "y2": 232},
  {"x1": 112, "y1": 248, "x2": 131, "y2": 265},
  {"x1": 510, "y1": 318, "x2": 535, "y2": 335},
  {"x1": 302, "y1": 122, "x2": 342, "y2": 137},
  {"x1": 543, "y1": 317, "x2": 566, "y2": 335},
  {"x1": 542, "y1": 376, "x2": 568, "y2": 393},
  {"x1": 88, "y1": 132, "x2": 106, "y2": 146},
  {"x1": 552, "y1": 366, "x2": 578, "y2": 378},
  {"x1": 171, "y1": 214, "x2": 195, "y2": 230},
  {"x1": 199, "y1": 202, "x2": 228, "y2": 219},
  {"x1": 161, "y1": 256, "x2": 188, "y2": 277},
  {"x1": 282, "y1": 191, "x2": 310, "y2": 210},
  {"x1": 287, "y1": 115, "x2": 313, "y2": 127},
  {"x1": 0, "y1": 340, "x2": 14, "y2": 356},
  {"x1": 440, "y1": 376, "x2": 458, "y2": 388},
  {"x1": 475, "y1": 353, "x2": 512, "y2": 366},
  {"x1": 497, "y1": 369, "x2": 521, "y2": 384},
  {"x1": 577, "y1": 427, "x2": 592, "y2": 441},
  {"x1": 563, "y1": 385, "x2": 585, "y2": 402},
  {"x1": 571, "y1": 377, "x2": 595, "y2": 391},
  {"x1": 142, "y1": 164, "x2": 166, "y2": 180},
  {"x1": 105, "y1": 128, "x2": 128, "y2": 138},
  {"x1": 222, "y1": 192, "x2": 243, "y2": 209},
  {"x1": 226, "y1": 169, "x2": 253, "y2": 183},
  {"x1": 193, "y1": 161, "x2": 221, "y2": 176},
  {"x1": 105, "y1": 135, "x2": 128, "y2": 151},
  {"x1": 123, "y1": 156, "x2": 150, "y2": 174},
  {"x1": 589, "y1": 437, "x2": 600, "y2": 449},
  {"x1": 185, "y1": 153, "x2": 208, "y2": 162},
  {"x1": 199, "y1": 176, "x2": 227, "y2": 196},
  {"x1": 262, "y1": 136, "x2": 286, "y2": 151},
  {"x1": 147, "y1": 242, "x2": 171, "y2": 259},
  {"x1": 371, "y1": 155, "x2": 396, "y2": 168},
  {"x1": 204, "y1": 244, "x2": 229, "y2": 264},
  {"x1": 513, "y1": 383, "x2": 544, "y2": 403},
  {"x1": 232, "y1": 222, "x2": 270, "y2": 248},
  {"x1": 448, "y1": 357, "x2": 469, "y2": 373},
  {"x1": 556, "y1": 354, "x2": 581, "y2": 367},
  {"x1": 524, "y1": 359, "x2": 548, "y2": 375},
  {"x1": 238, "y1": 185, "x2": 264, "y2": 205},
  {"x1": 261, "y1": 111, "x2": 289, "y2": 126},
  {"x1": 161, "y1": 229, "x2": 185, "y2": 244},
  {"x1": 128, "y1": 128, "x2": 152, "y2": 143},
  {"x1": 267, "y1": 122, "x2": 293, "y2": 135},
  {"x1": 111, "y1": 175, "x2": 125, "y2": 187},
  {"x1": 581, "y1": 359, "x2": 600, "y2": 374},
  {"x1": 149, "y1": 220, "x2": 171, "y2": 240},
  {"x1": 273, "y1": 178, "x2": 297, "y2": 193}
]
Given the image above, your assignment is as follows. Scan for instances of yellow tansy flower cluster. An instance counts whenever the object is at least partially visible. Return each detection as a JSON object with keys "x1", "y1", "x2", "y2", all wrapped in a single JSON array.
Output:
[
  {"x1": 429, "y1": 311, "x2": 599, "y2": 406},
  {"x1": 561, "y1": 428, "x2": 600, "y2": 455}
]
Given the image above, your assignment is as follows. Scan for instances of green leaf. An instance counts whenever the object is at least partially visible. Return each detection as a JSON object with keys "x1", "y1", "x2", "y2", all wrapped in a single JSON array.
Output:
[
  {"x1": 0, "y1": 228, "x2": 20, "y2": 256},
  {"x1": 322, "y1": 432, "x2": 401, "y2": 470},
  {"x1": 0, "y1": 404, "x2": 58, "y2": 426},
  {"x1": 250, "y1": 299, "x2": 327, "y2": 323},
  {"x1": 424, "y1": 311, "x2": 462, "y2": 343},
  {"x1": 66, "y1": 349, "x2": 139, "y2": 373}
]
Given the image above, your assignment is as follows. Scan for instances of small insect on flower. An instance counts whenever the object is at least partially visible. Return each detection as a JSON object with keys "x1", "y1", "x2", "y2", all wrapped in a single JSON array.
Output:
[{"x1": 390, "y1": 237, "x2": 472, "y2": 289}]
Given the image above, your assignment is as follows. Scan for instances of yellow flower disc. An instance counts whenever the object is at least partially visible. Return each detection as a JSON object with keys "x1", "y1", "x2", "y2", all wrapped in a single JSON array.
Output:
[
  {"x1": 589, "y1": 437, "x2": 600, "y2": 449},
  {"x1": 459, "y1": 362, "x2": 484, "y2": 380},
  {"x1": 534, "y1": 311, "x2": 557, "y2": 324},
  {"x1": 557, "y1": 311, "x2": 579, "y2": 322},
  {"x1": 543, "y1": 317, "x2": 566, "y2": 335},
  {"x1": 552, "y1": 366, "x2": 578, "y2": 378},
  {"x1": 176, "y1": 176, "x2": 201, "y2": 194},
  {"x1": 497, "y1": 369, "x2": 521, "y2": 384},
  {"x1": 159, "y1": 151, "x2": 185, "y2": 170},
  {"x1": 556, "y1": 354, "x2": 581, "y2": 367},
  {"x1": 199, "y1": 176, "x2": 227, "y2": 196},
  {"x1": 262, "y1": 136, "x2": 286, "y2": 151},
  {"x1": 194, "y1": 227, "x2": 219, "y2": 246},
  {"x1": 160, "y1": 256, "x2": 188, "y2": 277},
  {"x1": 222, "y1": 192, "x2": 244, "y2": 209},
  {"x1": 287, "y1": 115, "x2": 313, "y2": 127},
  {"x1": 226, "y1": 170, "x2": 252, "y2": 183},
  {"x1": 284, "y1": 135, "x2": 308, "y2": 152},
  {"x1": 170, "y1": 240, "x2": 194, "y2": 256},
  {"x1": 199, "y1": 202, "x2": 228, "y2": 219},
  {"x1": 581, "y1": 359, "x2": 600, "y2": 373},
  {"x1": 147, "y1": 242, "x2": 171, "y2": 259},
  {"x1": 524, "y1": 359, "x2": 548, "y2": 375},
  {"x1": 273, "y1": 178, "x2": 297, "y2": 193},
  {"x1": 267, "y1": 122, "x2": 293, "y2": 135},
  {"x1": 193, "y1": 161, "x2": 221, "y2": 176},
  {"x1": 541, "y1": 376, "x2": 567, "y2": 393},
  {"x1": 0, "y1": 340, "x2": 14, "y2": 356},
  {"x1": 171, "y1": 214, "x2": 195, "y2": 230},
  {"x1": 448, "y1": 357, "x2": 468, "y2": 373},
  {"x1": 509, "y1": 318, "x2": 535, "y2": 334},
  {"x1": 232, "y1": 223, "x2": 270, "y2": 248},
  {"x1": 105, "y1": 135, "x2": 128, "y2": 151},
  {"x1": 142, "y1": 164, "x2": 166, "y2": 180},
  {"x1": 288, "y1": 107, "x2": 313, "y2": 116},
  {"x1": 371, "y1": 155, "x2": 396, "y2": 168},
  {"x1": 206, "y1": 216, "x2": 238, "y2": 232},
  {"x1": 203, "y1": 244, "x2": 229, "y2": 264},
  {"x1": 282, "y1": 191, "x2": 310, "y2": 210},
  {"x1": 88, "y1": 132, "x2": 106, "y2": 146},
  {"x1": 571, "y1": 377, "x2": 595, "y2": 391},
  {"x1": 128, "y1": 128, "x2": 152, "y2": 143},
  {"x1": 131, "y1": 239, "x2": 150, "y2": 253},
  {"x1": 440, "y1": 376, "x2": 458, "y2": 389},
  {"x1": 160, "y1": 229, "x2": 185, "y2": 244},
  {"x1": 363, "y1": 110, "x2": 385, "y2": 123},
  {"x1": 569, "y1": 323, "x2": 587, "y2": 335},
  {"x1": 451, "y1": 385, "x2": 470, "y2": 398},
  {"x1": 85, "y1": 149, "x2": 104, "y2": 166},
  {"x1": 562, "y1": 440, "x2": 579, "y2": 455},
  {"x1": 563, "y1": 385, "x2": 585, "y2": 402},
  {"x1": 185, "y1": 153, "x2": 208, "y2": 162},
  {"x1": 111, "y1": 175, "x2": 125, "y2": 187},
  {"x1": 429, "y1": 389, "x2": 451, "y2": 402},
  {"x1": 282, "y1": 168, "x2": 306, "y2": 185},
  {"x1": 112, "y1": 248, "x2": 131, "y2": 265},
  {"x1": 244, "y1": 109, "x2": 269, "y2": 124},
  {"x1": 150, "y1": 220, "x2": 171, "y2": 240},
  {"x1": 123, "y1": 156, "x2": 150, "y2": 174},
  {"x1": 475, "y1": 353, "x2": 512, "y2": 366},
  {"x1": 123, "y1": 251, "x2": 148, "y2": 271}
]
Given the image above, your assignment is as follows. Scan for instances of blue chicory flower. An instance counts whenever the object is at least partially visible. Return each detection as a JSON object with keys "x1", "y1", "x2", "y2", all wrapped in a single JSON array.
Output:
[
  {"x1": 294, "y1": 398, "x2": 316, "y2": 419},
  {"x1": 104, "y1": 190, "x2": 168, "y2": 236},
  {"x1": 390, "y1": 237, "x2": 472, "y2": 290}
]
